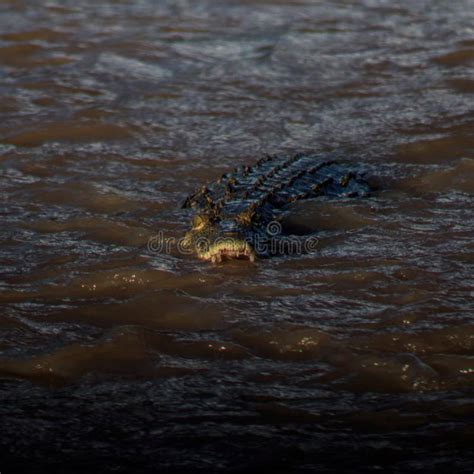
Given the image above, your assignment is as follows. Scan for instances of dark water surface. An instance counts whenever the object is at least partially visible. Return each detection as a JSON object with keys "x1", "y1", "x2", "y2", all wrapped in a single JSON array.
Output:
[{"x1": 1, "y1": 0, "x2": 474, "y2": 472}]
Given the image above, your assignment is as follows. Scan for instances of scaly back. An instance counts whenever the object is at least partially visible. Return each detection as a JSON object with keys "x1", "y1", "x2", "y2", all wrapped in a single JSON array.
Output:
[{"x1": 183, "y1": 153, "x2": 370, "y2": 226}]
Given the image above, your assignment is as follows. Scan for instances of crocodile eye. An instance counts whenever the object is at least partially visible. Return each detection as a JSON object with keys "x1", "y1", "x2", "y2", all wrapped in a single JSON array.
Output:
[
  {"x1": 192, "y1": 214, "x2": 209, "y2": 229},
  {"x1": 192, "y1": 215, "x2": 202, "y2": 228}
]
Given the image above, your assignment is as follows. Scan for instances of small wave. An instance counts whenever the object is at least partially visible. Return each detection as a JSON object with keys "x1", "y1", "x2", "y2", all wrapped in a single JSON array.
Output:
[{"x1": 96, "y1": 53, "x2": 172, "y2": 81}]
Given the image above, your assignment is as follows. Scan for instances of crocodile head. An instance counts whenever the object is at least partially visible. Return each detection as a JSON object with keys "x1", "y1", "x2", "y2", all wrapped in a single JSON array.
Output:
[{"x1": 183, "y1": 213, "x2": 258, "y2": 263}]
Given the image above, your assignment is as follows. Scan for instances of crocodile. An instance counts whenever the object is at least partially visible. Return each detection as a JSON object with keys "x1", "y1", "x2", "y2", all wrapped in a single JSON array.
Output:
[{"x1": 182, "y1": 153, "x2": 371, "y2": 263}]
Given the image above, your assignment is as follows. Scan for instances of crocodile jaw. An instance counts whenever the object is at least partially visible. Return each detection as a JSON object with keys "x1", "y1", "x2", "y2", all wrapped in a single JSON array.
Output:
[
  {"x1": 183, "y1": 217, "x2": 258, "y2": 263},
  {"x1": 197, "y1": 239, "x2": 256, "y2": 263}
]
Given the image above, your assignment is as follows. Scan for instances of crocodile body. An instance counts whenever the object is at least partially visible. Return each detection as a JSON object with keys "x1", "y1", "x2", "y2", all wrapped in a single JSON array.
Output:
[{"x1": 182, "y1": 153, "x2": 371, "y2": 262}]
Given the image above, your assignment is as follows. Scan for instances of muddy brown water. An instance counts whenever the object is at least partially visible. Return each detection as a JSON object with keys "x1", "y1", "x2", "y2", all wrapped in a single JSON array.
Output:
[{"x1": 1, "y1": 1, "x2": 474, "y2": 472}]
